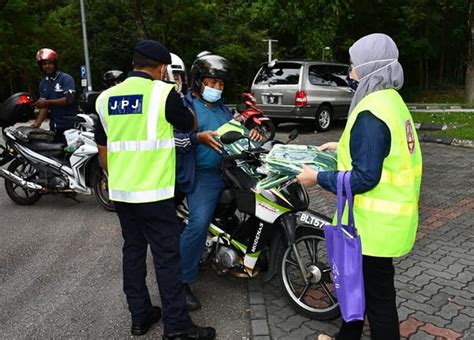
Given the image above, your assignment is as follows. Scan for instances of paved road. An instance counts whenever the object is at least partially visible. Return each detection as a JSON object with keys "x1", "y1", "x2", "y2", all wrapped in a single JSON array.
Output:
[
  {"x1": 2, "y1": 121, "x2": 473, "y2": 339},
  {"x1": 252, "y1": 122, "x2": 474, "y2": 339},
  {"x1": 0, "y1": 177, "x2": 249, "y2": 338}
]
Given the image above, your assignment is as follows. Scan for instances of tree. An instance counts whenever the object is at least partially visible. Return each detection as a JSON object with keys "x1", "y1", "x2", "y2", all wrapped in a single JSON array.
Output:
[{"x1": 466, "y1": 0, "x2": 474, "y2": 103}]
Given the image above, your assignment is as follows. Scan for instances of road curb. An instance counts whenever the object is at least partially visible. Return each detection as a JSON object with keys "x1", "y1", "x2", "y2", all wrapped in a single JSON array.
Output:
[
  {"x1": 414, "y1": 123, "x2": 474, "y2": 149},
  {"x1": 248, "y1": 279, "x2": 271, "y2": 339},
  {"x1": 419, "y1": 134, "x2": 474, "y2": 148}
]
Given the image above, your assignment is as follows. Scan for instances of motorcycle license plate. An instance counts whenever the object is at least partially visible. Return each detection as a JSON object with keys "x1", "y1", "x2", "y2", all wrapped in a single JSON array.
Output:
[{"x1": 267, "y1": 95, "x2": 278, "y2": 104}]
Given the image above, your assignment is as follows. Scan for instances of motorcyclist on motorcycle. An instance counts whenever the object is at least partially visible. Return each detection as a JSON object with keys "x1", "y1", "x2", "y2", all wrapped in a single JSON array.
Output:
[
  {"x1": 178, "y1": 52, "x2": 263, "y2": 311},
  {"x1": 31, "y1": 48, "x2": 78, "y2": 143}
]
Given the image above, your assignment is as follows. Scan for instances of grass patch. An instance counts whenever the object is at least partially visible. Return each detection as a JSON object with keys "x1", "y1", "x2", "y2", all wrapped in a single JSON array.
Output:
[{"x1": 411, "y1": 111, "x2": 474, "y2": 140}]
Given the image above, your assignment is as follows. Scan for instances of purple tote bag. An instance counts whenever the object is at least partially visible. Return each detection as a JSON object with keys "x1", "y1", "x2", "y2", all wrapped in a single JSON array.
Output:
[{"x1": 323, "y1": 171, "x2": 365, "y2": 322}]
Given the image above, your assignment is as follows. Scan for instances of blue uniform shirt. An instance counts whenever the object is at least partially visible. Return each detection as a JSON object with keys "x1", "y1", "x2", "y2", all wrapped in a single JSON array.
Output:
[
  {"x1": 193, "y1": 97, "x2": 231, "y2": 171},
  {"x1": 317, "y1": 110, "x2": 391, "y2": 194},
  {"x1": 39, "y1": 71, "x2": 77, "y2": 130}
]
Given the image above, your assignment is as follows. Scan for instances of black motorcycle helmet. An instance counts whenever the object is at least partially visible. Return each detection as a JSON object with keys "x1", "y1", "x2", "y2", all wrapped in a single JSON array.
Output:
[
  {"x1": 103, "y1": 70, "x2": 125, "y2": 88},
  {"x1": 190, "y1": 54, "x2": 230, "y2": 91}
]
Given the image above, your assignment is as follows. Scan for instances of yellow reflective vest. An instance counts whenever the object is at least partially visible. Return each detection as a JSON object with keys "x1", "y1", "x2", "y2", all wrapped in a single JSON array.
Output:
[
  {"x1": 96, "y1": 77, "x2": 176, "y2": 203},
  {"x1": 337, "y1": 89, "x2": 422, "y2": 257}
]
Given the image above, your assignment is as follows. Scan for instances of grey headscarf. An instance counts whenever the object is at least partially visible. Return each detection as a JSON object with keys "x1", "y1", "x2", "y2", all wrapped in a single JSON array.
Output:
[{"x1": 348, "y1": 33, "x2": 404, "y2": 114}]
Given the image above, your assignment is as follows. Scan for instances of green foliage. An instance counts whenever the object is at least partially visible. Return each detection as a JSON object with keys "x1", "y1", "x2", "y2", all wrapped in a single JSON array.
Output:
[{"x1": 0, "y1": 0, "x2": 470, "y2": 102}]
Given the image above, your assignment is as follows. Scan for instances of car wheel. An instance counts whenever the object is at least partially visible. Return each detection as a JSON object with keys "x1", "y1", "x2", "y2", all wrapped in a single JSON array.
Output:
[{"x1": 315, "y1": 105, "x2": 333, "y2": 132}]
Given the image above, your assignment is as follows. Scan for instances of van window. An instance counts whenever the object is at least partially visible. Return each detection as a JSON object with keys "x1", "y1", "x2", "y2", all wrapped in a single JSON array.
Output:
[
  {"x1": 308, "y1": 65, "x2": 349, "y2": 87},
  {"x1": 254, "y1": 63, "x2": 302, "y2": 85}
]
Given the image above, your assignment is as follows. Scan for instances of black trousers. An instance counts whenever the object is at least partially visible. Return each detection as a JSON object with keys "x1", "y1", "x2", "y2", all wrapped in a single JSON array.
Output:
[
  {"x1": 336, "y1": 255, "x2": 400, "y2": 340},
  {"x1": 114, "y1": 199, "x2": 192, "y2": 334}
]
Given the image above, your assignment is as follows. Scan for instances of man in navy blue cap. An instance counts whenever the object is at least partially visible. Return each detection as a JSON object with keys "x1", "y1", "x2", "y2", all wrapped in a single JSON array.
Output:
[{"x1": 95, "y1": 39, "x2": 216, "y2": 339}]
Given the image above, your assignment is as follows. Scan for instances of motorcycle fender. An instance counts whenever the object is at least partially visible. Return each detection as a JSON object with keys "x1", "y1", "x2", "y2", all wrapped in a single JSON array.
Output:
[
  {"x1": 264, "y1": 214, "x2": 296, "y2": 282},
  {"x1": 264, "y1": 230, "x2": 282, "y2": 282}
]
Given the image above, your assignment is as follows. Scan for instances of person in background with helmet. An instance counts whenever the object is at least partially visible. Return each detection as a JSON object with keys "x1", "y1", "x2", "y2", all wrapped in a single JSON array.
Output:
[
  {"x1": 167, "y1": 52, "x2": 196, "y2": 203},
  {"x1": 178, "y1": 53, "x2": 262, "y2": 310},
  {"x1": 31, "y1": 48, "x2": 78, "y2": 142},
  {"x1": 94, "y1": 39, "x2": 215, "y2": 340},
  {"x1": 297, "y1": 33, "x2": 422, "y2": 340},
  {"x1": 102, "y1": 70, "x2": 125, "y2": 89},
  {"x1": 167, "y1": 53, "x2": 188, "y2": 95}
]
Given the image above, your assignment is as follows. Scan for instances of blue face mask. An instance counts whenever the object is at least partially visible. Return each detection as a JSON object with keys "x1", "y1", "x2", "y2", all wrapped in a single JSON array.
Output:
[
  {"x1": 346, "y1": 76, "x2": 359, "y2": 91},
  {"x1": 201, "y1": 85, "x2": 222, "y2": 103}
]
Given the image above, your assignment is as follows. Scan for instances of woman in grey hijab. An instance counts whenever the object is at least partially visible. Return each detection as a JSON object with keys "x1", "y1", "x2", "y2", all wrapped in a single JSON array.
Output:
[
  {"x1": 297, "y1": 33, "x2": 422, "y2": 340},
  {"x1": 348, "y1": 33, "x2": 404, "y2": 114}
]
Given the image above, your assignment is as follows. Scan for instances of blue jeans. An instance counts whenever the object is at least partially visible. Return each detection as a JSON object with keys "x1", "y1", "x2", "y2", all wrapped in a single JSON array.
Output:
[{"x1": 180, "y1": 169, "x2": 225, "y2": 283}]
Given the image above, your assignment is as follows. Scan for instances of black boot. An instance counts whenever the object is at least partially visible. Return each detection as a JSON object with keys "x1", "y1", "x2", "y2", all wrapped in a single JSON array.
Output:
[
  {"x1": 162, "y1": 325, "x2": 216, "y2": 339},
  {"x1": 185, "y1": 284, "x2": 202, "y2": 311},
  {"x1": 131, "y1": 306, "x2": 162, "y2": 336}
]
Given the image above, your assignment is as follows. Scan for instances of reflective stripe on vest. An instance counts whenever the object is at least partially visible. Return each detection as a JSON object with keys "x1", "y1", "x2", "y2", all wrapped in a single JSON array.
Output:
[
  {"x1": 109, "y1": 186, "x2": 174, "y2": 202},
  {"x1": 108, "y1": 138, "x2": 174, "y2": 152},
  {"x1": 337, "y1": 89, "x2": 422, "y2": 257}
]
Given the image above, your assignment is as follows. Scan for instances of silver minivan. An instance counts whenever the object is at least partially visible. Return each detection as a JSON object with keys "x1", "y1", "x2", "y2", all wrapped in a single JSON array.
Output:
[{"x1": 251, "y1": 61, "x2": 353, "y2": 131}]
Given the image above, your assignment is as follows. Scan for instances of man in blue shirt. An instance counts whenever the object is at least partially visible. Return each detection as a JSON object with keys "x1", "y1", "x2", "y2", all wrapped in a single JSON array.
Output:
[
  {"x1": 179, "y1": 54, "x2": 262, "y2": 310},
  {"x1": 31, "y1": 48, "x2": 78, "y2": 142}
]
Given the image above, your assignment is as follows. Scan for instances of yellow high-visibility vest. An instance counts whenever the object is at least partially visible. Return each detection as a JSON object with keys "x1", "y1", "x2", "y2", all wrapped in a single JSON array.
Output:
[
  {"x1": 337, "y1": 89, "x2": 422, "y2": 257},
  {"x1": 96, "y1": 77, "x2": 176, "y2": 203}
]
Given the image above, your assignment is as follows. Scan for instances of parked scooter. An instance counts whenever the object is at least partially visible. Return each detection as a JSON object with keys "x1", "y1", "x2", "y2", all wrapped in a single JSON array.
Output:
[
  {"x1": 0, "y1": 92, "x2": 113, "y2": 211},
  {"x1": 177, "y1": 122, "x2": 339, "y2": 320},
  {"x1": 235, "y1": 92, "x2": 276, "y2": 141}
]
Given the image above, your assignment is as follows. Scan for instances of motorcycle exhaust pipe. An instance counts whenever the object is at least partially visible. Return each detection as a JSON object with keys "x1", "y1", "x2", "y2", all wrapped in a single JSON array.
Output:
[{"x1": 0, "y1": 168, "x2": 43, "y2": 190}]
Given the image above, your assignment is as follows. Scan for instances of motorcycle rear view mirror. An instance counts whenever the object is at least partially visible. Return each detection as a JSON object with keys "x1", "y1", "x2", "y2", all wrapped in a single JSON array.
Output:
[
  {"x1": 286, "y1": 129, "x2": 299, "y2": 144},
  {"x1": 220, "y1": 131, "x2": 245, "y2": 145}
]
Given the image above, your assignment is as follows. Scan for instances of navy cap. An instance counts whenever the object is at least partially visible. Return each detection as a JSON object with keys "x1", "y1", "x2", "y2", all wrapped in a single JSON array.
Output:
[{"x1": 134, "y1": 39, "x2": 172, "y2": 64}]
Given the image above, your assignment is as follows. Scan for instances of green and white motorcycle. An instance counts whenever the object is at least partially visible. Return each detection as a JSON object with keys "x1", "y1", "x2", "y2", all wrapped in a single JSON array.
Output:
[{"x1": 177, "y1": 122, "x2": 340, "y2": 320}]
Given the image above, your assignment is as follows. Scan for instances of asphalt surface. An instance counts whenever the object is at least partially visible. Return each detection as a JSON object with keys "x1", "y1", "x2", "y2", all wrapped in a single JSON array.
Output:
[{"x1": 0, "y1": 155, "x2": 249, "y2": 338}]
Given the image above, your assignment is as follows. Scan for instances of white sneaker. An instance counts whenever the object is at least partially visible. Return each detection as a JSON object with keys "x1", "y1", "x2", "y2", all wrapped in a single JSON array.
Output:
[{"x1": 318, "y1": 335, "x2": 333, "y2": 340}]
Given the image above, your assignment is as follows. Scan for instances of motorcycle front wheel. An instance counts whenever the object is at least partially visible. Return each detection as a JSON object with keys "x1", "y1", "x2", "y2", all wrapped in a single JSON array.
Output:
[
  {"x1": 275, "y1": 228, "x2": 340, "y2": 320},
  {"x1": 92, "y1": 169, "x2": 115, "y2": 211},
  {"x1": 4, "y1": 158, "x2": 42, "y2": 205}
]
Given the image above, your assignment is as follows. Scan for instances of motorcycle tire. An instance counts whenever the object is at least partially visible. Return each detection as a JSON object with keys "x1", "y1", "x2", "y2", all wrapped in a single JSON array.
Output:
[
  {"x1": 248, "y1": 120, "x2": 276, "y2": 141},
  {"x1": 275, "y1": 227, "x2": 340, "y2": 320},
  {"x1": 4, "y1": 158, "x2": 42, "y2": 205},
  {"x1": 92, "y1": 169, "x2": 115, "y2": 212}
]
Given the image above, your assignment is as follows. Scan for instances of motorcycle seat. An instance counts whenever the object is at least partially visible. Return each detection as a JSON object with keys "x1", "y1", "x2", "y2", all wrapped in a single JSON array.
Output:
[{"x1": 23, "y1": 141, "x2": 66, "y2": 151}]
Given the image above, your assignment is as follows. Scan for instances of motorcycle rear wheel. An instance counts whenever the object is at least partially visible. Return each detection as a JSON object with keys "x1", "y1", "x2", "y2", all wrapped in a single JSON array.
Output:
[
  {"x1": 92, "y1": 169, "x2": 115, "y2": 211},
  {"x1": 4, "y1": 158, "x2": 42, "y2": 205},
  {"x1": 275, "y1": 228, "x2": 340, "y2": 320}
]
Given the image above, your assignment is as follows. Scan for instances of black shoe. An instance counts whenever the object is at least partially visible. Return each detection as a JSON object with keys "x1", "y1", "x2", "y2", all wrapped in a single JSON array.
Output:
[
  {"x1": 185, "y1": 284, "x2": 202, "y2": 311},
  {"x1": 131, "y1": 306, "x2": 162, "y2": 336},
  {"x1": 162, "y1": 325, "x2": 216, "y2": 339}
]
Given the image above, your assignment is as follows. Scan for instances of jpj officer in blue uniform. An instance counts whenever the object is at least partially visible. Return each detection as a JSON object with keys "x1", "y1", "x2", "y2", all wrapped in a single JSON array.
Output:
[
  {"x1": 94, "y1": 40, "x2": 216, "y2": 340},
  {"x1": 31, "y1": 48, "x2": 78, "y2": 142}
]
